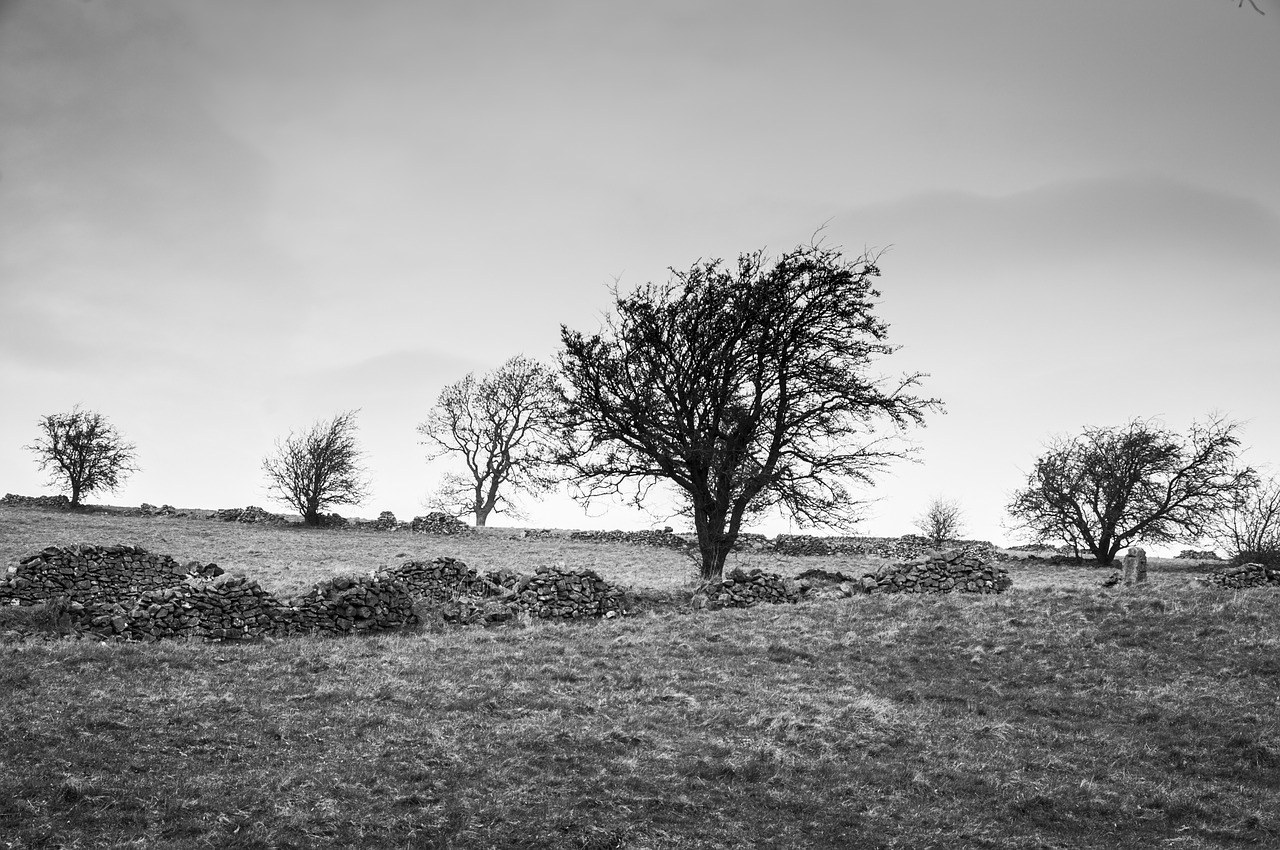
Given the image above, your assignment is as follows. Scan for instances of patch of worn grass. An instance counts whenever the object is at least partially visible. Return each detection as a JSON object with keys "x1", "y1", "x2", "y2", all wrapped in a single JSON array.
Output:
[{"x1": 3, "y1": 586, "x2": 1278, "y2": 848}]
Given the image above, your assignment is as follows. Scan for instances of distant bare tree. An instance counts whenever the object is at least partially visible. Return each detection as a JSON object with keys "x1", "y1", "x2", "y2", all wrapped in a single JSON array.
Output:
[
  {"x1": 263, "y1": 410, "x2": 370, "y2": 527},
  {"x1": 1008, "y1": 415, "x2": 1256, "y2": 565},
  {"x1": 24, "y1": 406, "x2": 139, "y2": 507},
  {"x1": 914, "y1": 497, "x2": 965, "y2": 548},
  {"x1": 418, "y1": 355, "x2": 562, "y2": 527},
  {"x1": 1211, "y1": 474, "x2": 1280, "y2": 558}
]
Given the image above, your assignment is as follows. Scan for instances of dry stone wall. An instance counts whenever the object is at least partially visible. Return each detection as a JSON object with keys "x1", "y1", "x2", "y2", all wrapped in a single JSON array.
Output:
[
  {"x1": 1197, "y1": 563, "x2": 1280, "y2": 589},
  {"x1": 378, "y1": 557, "x2": 628, "y2": 623},
  {"x1": 87, "y1": 574, "x2": 420, "y2": 640},
  {"x1": 139, "y1": 503, "x2": 187, "y2": 518},
  {"x1": 568, "y1": 529, "x2": 692, "y2": 550},
  {"x1": 771, "y1": 534, "x2": 1000, "y2": 562},
  {"x1": 2, "y1": 545, "x2": 629, "y2": 640},
  {"x1": 694, "y1": 568, "x2": 805, "y2": 609},
  {"x1": 865, "y1": 551, "x2": 1011, "y2": 594},
  {"x1": 94, "y1": 576, "x2": 289, "y2": 641},
  {"x1": 796, "y1": 551, "x2": 1011, "y2": 596},
  {"x1": 355, "y1": 511, "x2": 401, "y2": 531},
  {"x1": 2, "y1": 493, "x2": 72, "y2": 509},
  {"x1": 0, "y1": 545, "x2": 222, "y2": 607},
  {"x1": 410, "y1": 512, "x2": 472, "y2": 535},
  {"x1": 212, "y1": 506, "x2": 290, "y2": 525}
]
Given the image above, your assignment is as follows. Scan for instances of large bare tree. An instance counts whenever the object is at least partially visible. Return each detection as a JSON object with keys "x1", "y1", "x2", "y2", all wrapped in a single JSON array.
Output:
[
  {"x1": 263, "y1": 410, "x2": 371, "y2": 527},
  {"x1": 418, "y1": 355, "x2": 562, "y2": 527},
  {"x1": 24, "y1": 406, "x2": 139, "y2": 507},
  {"x1": 1007, "y1": 416, "x2": 1256, "y2": 565},
  {"x1": 558, "y1": 242, "x2": 939, "y2": 581}
]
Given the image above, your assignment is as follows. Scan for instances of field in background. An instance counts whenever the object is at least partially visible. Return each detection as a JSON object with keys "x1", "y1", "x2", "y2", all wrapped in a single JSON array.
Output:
[
  {"x1": 2, "y1": 506, "x2": 1275, "y2": 849},
  {"x1": 0, "y1": 506, "x2": 1217, "y2": 598}
]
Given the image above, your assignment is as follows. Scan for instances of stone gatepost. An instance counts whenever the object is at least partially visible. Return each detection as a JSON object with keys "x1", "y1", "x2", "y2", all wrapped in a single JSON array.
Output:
[{"x1": 1123, "y1": 546, "x2": 1148, "y2": 585}]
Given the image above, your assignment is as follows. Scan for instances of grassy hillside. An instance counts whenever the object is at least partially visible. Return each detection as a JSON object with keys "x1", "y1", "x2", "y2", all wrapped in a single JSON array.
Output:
[{"x1": 1, "y1": 507, "x2": 1276, "y2": 849}]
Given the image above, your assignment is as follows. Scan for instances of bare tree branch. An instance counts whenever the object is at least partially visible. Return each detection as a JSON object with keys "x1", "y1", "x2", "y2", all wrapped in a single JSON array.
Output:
[{"x1": 1210, "y1": 473, "x2": 1280, "y2": 557}]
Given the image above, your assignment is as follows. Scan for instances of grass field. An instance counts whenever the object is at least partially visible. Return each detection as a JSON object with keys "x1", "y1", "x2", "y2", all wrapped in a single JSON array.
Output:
[{"x1": 2, "y1": 506, "x2": 1276, "y2": 849}]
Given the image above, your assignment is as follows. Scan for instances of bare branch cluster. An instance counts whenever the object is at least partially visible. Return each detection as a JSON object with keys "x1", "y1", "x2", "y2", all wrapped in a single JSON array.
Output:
[
  {"x1": 1210, "y1": 474, "x2": 1280, "y2": 558},
  {"x1": 417, "y1": 355, "x2": 562, "y2": 527},
  {"x1": 262, "y1": 410, "x2": 370, "y2": 526},
  {"x1": 24, "y1": 406, "x2": 139, "y2": 507},
  {"x1": 1007, "y1": 415, "x2": 1256, "y2": 565},
  {"x1": 558, "y1": 241, "x2": 940, "y2": 579}
]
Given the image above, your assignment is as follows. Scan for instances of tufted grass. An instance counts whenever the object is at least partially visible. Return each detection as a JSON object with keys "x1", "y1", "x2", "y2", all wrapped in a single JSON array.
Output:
[{"x1": 1, "y1": 505, "x2": 1276, "y2": 848}]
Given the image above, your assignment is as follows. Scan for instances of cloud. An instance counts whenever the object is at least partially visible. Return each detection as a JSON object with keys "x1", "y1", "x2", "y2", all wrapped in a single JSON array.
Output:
[
  {"x1": 0, "y1": 0, "x2": 312, "y2": 372},
  {"x1": 832, "y1": 175, "x2": 1280, "y2": 272}
]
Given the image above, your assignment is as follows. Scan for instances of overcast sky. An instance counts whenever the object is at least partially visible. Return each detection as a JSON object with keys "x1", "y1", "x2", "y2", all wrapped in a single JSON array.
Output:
[{"x1": 2, "y1": 0, "x2": 1278, "y2": 550}]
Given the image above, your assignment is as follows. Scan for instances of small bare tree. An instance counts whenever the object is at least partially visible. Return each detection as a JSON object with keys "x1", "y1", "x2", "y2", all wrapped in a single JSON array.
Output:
[
  {"x1": 24, "y1": 406, "x2": 139, "y2": 507},
  {"x1": 418, "y1": 355, "x2": 562, "y2": 527},
  {"x1": 1211, "y1": 474, "x2": 1280, "y2": 559},
  {"x1": 263, "y1": 410, "x2": 371, "y2": 526},
  {"x1": 914, "y1": 497, "x2": 965, "y2": 548}
]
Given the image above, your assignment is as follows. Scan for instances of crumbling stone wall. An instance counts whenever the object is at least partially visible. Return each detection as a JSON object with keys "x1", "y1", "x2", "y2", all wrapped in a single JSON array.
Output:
[
  {"x1": 93, "y1": 576, "x2": 289, "y2": 640},
  {"x1": 568, "y1": 529, "x2": 692, "y2": 550},
  {"x1": 0, "y1": 545, "x2": 221, "y2": 607},
  {"x1": 378, "y1": 557, "x2": 628, "y2": 622},
  {"x1": 139, "y1": 503, "x2": 187, "y2": 518},
  {"x1": 287, "y1": 575, "x2": 419, "y2": 633},
  {"x1": 1198, "y1": 563, "x2": 1280, "y2": 589},
  {"x1": 693, "y1": 568, "x2": 805, "y2": 609},
  {"x1": 355, "y1": 511, "x2": 401, "y2": 531},
  {"x1": 1, "y1": 493, "x2": 71, "y2": 509},
  {"x1": 86, "y1": 574, "x2": 420, "y2": 641},
  {"x1": 772, "y1": 534, "x2": 999, "y2": 562},
  {"x1": 410, "y1": 512, "x2": 472, "y2": 535},
  {"x1": 863, "y1": 551, "x2": 1011, "y2": 594},
  {"x1": 0, "y1": 545, "x2": 418, "y2": 641},
  {"x1": 2, "y1": 545, "x2": 629, "y2": 640},
  {"x1": 211, "y1": 506, "x2": 290, "y2": 525}
]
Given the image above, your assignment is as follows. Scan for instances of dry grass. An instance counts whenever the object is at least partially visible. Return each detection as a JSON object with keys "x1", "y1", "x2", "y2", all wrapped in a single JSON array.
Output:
[{"x1": 1, "y1": 506, "x2": 1276, "y2": 849}]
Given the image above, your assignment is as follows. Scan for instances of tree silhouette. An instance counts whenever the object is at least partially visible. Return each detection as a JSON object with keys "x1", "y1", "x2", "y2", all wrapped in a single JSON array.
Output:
[
  {"x1": 25, "y1": 406, "x2": 139, "y2": 507},
  {"x1": 418, "y1": 355, "x2": 562, "y2": 527},
  {"x1": 559, "y1": 241, "x2": 938, "y2": 580},
  {"x1": 263, "y1": 410, "x2": 371, "y2": 526}
]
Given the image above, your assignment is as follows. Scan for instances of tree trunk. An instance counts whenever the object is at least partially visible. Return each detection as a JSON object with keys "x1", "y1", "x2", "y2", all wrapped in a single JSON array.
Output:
[
  {"x1": 474, "y1": 510, "x2": 488, "y2": 527},
  {"x1": 699, "y1": 540, "x2": 733, "y2": 581},
  {"x1": 304, "y1": 496, "x2": 320, "y2": 527},
  {"x1": 70, "y1": 481, "x2": 81, "y2": 507},
  {"x1": 693, "y1": 504, "x2": 733, "y2": 581}
]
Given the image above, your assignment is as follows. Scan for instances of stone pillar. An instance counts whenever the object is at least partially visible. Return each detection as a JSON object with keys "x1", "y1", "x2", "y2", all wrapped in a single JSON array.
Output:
[{"x1": 1123, "y1": 546, "x2": 1148, "y2": 585}]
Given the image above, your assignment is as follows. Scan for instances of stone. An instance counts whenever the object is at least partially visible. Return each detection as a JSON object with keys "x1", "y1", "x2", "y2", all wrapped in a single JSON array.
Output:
[{"x1": 1122, "y1": 546, "x2": 1148, "y2": 586}]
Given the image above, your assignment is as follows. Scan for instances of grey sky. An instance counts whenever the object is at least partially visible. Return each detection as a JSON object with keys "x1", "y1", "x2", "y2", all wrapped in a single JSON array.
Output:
[{"x1": 2, "y1": 0, "x2": 1277, "y2": 547}]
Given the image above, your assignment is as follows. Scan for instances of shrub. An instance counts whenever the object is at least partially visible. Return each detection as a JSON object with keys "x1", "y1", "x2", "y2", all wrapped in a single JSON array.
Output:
[{"x1": 1229, "y1": 548, "x2": 1280, "y2": 569}]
